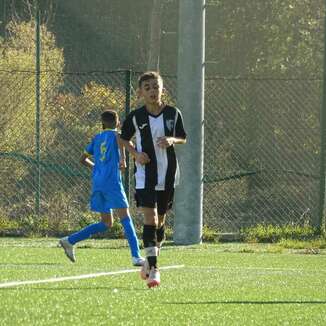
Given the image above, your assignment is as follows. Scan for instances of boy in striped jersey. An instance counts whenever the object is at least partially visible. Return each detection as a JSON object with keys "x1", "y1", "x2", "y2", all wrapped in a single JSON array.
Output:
[{"x1": 121, "y1": 72, "x2": 187, "y2": 287}]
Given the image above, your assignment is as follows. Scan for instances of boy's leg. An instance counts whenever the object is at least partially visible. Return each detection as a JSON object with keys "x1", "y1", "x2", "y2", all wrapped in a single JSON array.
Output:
[
  {"x1": 59, "y1": 215, "x2": 110, "y2": 263},
  {"x1": 142, "y1": 207, "x2": 158, "y2": 267},
  {"x1": 115, "y1": 208, "x2": 144, "y2": 266},
  {"x1": 156, "y1": 189, "x2": 174, "y2": 254},
  {"x1": 156, "y1": 215, "x2": 166, "y2": 255},
  {"x1": 100, "y1": 212, "x2": 114, "y2": 228},
  {"x1": 67, "y1": 213, "x2": 111, "y2": 245},
  {"x1": 68, "y1": 192, "x2": 112, "y2": 244},
  {"x1": 142, "y1": 207, "x2": 160, "y2": 287},
  {"x1": 135, "y1": 189, "x2": 160, "y2": 287}
]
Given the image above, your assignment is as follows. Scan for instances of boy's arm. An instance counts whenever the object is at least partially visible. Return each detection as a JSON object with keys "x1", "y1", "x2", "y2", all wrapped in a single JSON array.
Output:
[
  {"x1": 157, "y1": 136, "x2": 186, "y2": 148},
  {"x1": 116, "y1": 134, "x2": 126, "y2": 170},
  {"x1": 116, "y1": 134, "x2": 126, "y2": 160},
  {"x1": 120, "y1": 138, "x2": 150, "y2": 165},
  {"x1": 119, "y1": 138, "x2": 137, "y2": 158},
  {"x1": 120, "y1": 113, "x2": 150, "y2": 165},
  {"x1": 171, "y1": 137, "x2": 187, "y2": 145},
  {"x1": 80, "y1": 152, "x2": 94, "y2": 168}
]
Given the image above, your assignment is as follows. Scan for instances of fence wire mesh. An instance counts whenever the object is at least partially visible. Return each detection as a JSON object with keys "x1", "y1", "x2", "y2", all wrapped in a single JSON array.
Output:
[
  {"x1": 204, "y1": 78, "x2": 321, "y2": 231},
  {"x1": 0, "y1": 0, "x2": 325, "y2": 235},
  {"x1": 0, "y1": 70, "x2": 323, "y2": 233}
]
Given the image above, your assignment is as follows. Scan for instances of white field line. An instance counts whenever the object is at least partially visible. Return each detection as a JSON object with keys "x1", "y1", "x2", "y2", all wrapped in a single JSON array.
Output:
[
  {"x1": 190, "y1": 266, "x2": 326, "y2": 272},
  {"x1": 0, "y1": 264, "x2": 185, "y2": 289}
]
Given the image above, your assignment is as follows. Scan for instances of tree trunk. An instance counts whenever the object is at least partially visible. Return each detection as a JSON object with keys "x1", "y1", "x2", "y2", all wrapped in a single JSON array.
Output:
[{"x1": 147, "y1": 0, "x2": 163, "y2": 71}]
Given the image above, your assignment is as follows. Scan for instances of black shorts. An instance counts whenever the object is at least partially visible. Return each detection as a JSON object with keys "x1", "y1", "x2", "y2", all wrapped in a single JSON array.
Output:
[{"x1": 135, "y1": 188, "x2": 175, "y2": 216}]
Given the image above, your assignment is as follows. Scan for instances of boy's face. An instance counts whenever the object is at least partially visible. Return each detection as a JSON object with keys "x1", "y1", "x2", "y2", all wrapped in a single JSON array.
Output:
[{"x1": 139, "y1": 78, "x2": 163, "y2": 105}]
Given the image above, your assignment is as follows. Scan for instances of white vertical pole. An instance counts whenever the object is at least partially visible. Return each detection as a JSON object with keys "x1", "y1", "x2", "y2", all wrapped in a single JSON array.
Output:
[{"x1": 174, "y1": 0, "x2": 205, "y2": 244}]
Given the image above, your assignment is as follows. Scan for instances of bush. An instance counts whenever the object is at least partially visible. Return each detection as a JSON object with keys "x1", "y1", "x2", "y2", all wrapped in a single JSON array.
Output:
[
  {"x1": 0, "y1": 216, "x2": 20, "y2": 235},
  {"x1": 278, "y1": 238, "x2": 326, "y2": 250},
  {"x1": 241, "y1": 223, "x2": 318, "y2": 243},
  {"x1": 202, "y1": 225, "x2": 220, "y2": 242},
  {"x1": 107, "y1": 221, "x2": 125, "y2": 239}
]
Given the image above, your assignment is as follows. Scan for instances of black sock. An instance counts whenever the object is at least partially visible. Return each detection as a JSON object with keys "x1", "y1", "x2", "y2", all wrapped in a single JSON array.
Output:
[
  {"x1": 143, "y1": 224, "x2": 157, "y2": 268},
  {"x1": 156, "y1": 225, "x2": 165, "y2": 244},
  {"x1": 143, "y1": 224, "x2": 157, "y2": 248},
  {"x1": 147, "y1": 256, "x2": 157, "y2": 268}
]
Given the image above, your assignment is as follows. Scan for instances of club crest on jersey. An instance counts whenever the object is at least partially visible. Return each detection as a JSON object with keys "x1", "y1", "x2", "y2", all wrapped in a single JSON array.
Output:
[
  {"x1": 139, "y1": 123, "x2": 148, "y2": 130},
  {"x1": 166, "y1": 120, "x2": 174, "y2": 132}
]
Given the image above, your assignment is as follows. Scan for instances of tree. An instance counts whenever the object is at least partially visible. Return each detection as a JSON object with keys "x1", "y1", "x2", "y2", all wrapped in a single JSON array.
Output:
[{"x1": 147, "y1": 0, "x2": 163, "y2": 71}]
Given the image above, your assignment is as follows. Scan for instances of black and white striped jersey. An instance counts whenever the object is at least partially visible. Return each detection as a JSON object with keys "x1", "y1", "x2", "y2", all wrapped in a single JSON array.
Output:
[{"x1": 121, "y1": 105, "x2": 187, "y2": 191}]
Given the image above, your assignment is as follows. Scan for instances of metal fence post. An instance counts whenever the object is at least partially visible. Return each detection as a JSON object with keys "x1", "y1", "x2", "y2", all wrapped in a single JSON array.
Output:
[
  {"x1": 35, "y1": 0, "x2": 41, "y2": 218},
  {"x1": 124, "y1": 70, "x2": 131, "y2": 202},
  {"x1": 318, "y1": 6, "x2": 326, "y2": 233}
]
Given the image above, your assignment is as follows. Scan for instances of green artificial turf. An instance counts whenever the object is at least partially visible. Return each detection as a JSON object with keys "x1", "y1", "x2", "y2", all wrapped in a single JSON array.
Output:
[{"x1": 0, "y1": 238, "x2": 325, "y2": 325}]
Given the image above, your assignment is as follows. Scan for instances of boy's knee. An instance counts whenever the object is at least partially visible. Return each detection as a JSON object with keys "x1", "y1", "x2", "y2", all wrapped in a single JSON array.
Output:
[
  {"x1": 157, "y1": 215, "x2": 166, "y2": 228},
  {"x1": 103, "y1": 220, "x2": 113, "y2": 228},
  {"x1": 101, "y1": 213, "x2": 113, "y2": 228},
  {"x1": 142, "y1": 208, "x2": 158, "y2": 226},
  {"x1": 117, "y1": 209, "x2": 129, "y2": 220},
  {"x1": 145, "y1": 217, "x2": 158, "y2": 227}
]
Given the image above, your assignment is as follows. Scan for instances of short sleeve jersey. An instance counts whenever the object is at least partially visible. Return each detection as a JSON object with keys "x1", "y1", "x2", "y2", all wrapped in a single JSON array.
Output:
[
  {"x1": 121, "y1": 105, "x2": 186, "y2": 190},
  {"x1": 85, "y1": 129, "x2": 124, "y2": 194}
]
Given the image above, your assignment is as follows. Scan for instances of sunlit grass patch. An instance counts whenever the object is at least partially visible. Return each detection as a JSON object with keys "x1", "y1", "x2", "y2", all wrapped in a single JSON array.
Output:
[{"x1": 0, "y1": 238, "x2": 326, "y2": 325}]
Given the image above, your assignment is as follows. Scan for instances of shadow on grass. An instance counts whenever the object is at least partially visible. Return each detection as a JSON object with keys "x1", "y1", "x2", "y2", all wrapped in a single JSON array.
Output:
[
  {"x1": 164, "y1": 300, "x2": 326, "y2": 305},
  {"x1": 78, "y1": 241, "x2": 178, "y2": 250}
]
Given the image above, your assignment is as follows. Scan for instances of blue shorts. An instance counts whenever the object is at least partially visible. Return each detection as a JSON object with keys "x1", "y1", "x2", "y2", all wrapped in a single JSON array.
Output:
[{"x1": 90, "y1": 191, "x2": 128, "y2": 213}]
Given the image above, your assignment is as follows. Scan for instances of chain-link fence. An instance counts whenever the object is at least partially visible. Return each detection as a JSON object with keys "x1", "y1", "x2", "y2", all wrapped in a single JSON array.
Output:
[
  {"x1": 1, "y1": 0, "x2": 325, "y2": 234},
  {"x1": 204, "y1": 78, "x2": 322, "y2": 231},
  {"x1": 0, "y1": 70, "x2": 323, "y2": 233},
  {"x1": 0, "y1": 70, "x2": 131, "y2": 234}
]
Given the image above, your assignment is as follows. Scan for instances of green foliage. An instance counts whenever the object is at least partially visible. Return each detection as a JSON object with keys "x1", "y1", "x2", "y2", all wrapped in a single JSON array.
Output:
[
  {"x1": 0, "y1": 217, "x2": 20, "y2": 235},
  {"x1": 18, "y1": 215, "x2": 49, "y2": 237},
  {"x1": 4, "y1": 0, "x2": 320, "y2": 77},
  {"x1": 0, "y1": 20, "x2": 64, "y2": 154},
  {"x1": 0, "y1": 212, "x2": 126, "y2": 239},
  {"x1": 278, "y1": 237, "x2": 326, "y2": 250},
  {"x1": 206, "y1": 0, "x2": 323, "y2": 77},
  {"x1": 0, "y1": 18, "x2": 131, "y2": 233},
  {"x1": 202, "y1": 225, "x2": 220, "y2": 242},
  {"x1": 1, "y1": 1, "x2": 325, "y2": 236},
  {"x1": 0, "y1": 19, "x2": 65, "y2": 225},
  {"x1": 1, "y1": 20, "x2": 64, "y2": 71},
  {"x1": 241, "y1": 223, "x2": 318, "y2": 243},
  {"x1": 164, "y1": 226, "x2": 173, "y2": 240},
  {"x1": 107, "y1": 221, "x2": 124, "y2": 239}
]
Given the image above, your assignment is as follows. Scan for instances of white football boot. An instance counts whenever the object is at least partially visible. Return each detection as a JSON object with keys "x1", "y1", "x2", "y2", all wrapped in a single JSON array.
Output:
[
  {"x1": 140, "y1": 259, "x2": 150, "y2": 280},
  {"x1": 147, "y1": 267, "x2": 160, "y2": 288},
  {"x1": 132, "y1": 256, "x2": 145, "y2": 266},
  {"x1": 59, "y1": 237, "x2": 76, "y2": 263}
]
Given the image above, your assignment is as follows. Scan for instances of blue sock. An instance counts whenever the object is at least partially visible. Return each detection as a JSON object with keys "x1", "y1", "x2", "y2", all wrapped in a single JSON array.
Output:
[
  {"x1": 68, "y1": 221, "x2": 108, "y2": 245},
  {"x1": 120, "y1": 216, "x2": 141, "y2": 258}
]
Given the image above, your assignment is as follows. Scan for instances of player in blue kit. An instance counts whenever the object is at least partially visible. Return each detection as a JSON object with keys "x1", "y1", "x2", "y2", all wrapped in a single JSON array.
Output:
[{"x1": 59, "y1": 110, "x2": 144, "y2": 267}]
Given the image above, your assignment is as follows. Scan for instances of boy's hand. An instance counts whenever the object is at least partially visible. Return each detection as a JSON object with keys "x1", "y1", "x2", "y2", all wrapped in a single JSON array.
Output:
[
  {"x1": 157, "y1": 137, "x2": 174, "y2": 148},
  {"x1": 135, "y1": 152, "x2": 150, "y2": 165},
  {"x1": 119, "y1": 159, "x2": 127, "y2": 171}
]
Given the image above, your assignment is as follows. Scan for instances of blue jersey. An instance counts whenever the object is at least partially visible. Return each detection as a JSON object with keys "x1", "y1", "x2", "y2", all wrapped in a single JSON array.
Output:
[{"x1": 85, "y1": 129, "x2": 125, "y2": 196}]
